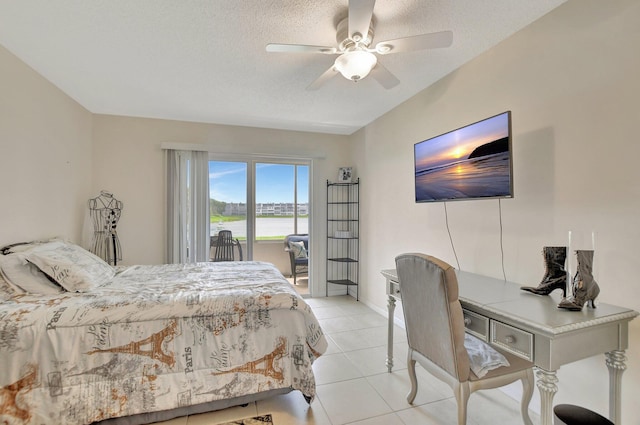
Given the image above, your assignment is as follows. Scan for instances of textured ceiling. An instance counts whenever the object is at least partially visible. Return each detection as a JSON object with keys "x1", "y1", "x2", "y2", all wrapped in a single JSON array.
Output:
[{"x1": 0, "y1": 0, "x2": 566, "y2": 135}]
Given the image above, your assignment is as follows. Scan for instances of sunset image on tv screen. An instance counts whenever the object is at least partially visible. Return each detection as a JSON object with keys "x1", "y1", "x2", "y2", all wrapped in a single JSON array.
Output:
[{"x1": 414, "y1": 111, "x2": 512, "y2": 202}]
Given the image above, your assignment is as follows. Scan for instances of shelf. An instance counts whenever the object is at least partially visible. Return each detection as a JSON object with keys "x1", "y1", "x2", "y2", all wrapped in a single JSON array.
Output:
[
  {"x1": 328, "y1": 257, "x2": 358, "y2": 263},
  {"x1": 327, "y1": 182, "x2": 359, "y2": 187},
  {"x1": 327, "y1": 279, "x2": 358, "y2": 286},
  {"x1": 327, "y1": 178, "x2": 359, "y2": 300}
]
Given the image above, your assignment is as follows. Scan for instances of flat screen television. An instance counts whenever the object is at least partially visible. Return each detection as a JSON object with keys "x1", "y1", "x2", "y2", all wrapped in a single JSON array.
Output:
[{"x1": 414, "y1": 111, "x2": 513, "y2": 203}]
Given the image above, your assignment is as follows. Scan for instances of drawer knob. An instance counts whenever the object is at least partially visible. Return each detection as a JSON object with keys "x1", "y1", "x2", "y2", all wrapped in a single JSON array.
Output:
[
  {"x1": 464, "y1": 317, "x2": 471, "y2": 326},
  {"x1": 505, "y1": 335, "x2": 516, "y2": 344}
]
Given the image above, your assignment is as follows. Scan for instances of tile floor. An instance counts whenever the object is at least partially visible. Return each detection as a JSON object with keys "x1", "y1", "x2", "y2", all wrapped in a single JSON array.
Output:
[
  {"x1": 156, "y1": 295, "x2": 539, "y2": 425},
  {"x1": 288, "y1": 276, "x2": 309, "y2": 297}
]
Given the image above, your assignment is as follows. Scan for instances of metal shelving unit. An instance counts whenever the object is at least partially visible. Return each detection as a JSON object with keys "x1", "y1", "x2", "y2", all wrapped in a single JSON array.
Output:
[{"x1": 326, "y1": 178, "x2": 359, "y2": 300}]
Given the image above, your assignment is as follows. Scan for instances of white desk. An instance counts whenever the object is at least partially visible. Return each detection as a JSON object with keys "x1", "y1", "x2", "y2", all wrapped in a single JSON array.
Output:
[{"x1": 381, "y1": 268, "x2": 638, "y2": 425}]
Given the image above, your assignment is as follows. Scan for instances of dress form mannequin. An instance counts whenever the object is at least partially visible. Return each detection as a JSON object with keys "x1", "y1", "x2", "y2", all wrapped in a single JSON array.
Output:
[{"x1": 88, "y1": 191, "x2": 123, "y2": 265}]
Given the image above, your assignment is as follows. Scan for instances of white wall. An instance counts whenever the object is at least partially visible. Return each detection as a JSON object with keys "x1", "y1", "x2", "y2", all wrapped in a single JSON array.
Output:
[
  {"x1": 0, "y1": 45, "x2": 93, "y2": 247},
  {"x1": 91, "y1": 114, "x2": 352, "y2": 296},
  {"x1": 356, "y1": 0, "x2": 640, "y2": 317},
  {"x1": 0, "y1": 34, "x2": 353, "y2": 296},
  {"x1": 354, "y1": 0, "x2": 640, "y2": 418}
]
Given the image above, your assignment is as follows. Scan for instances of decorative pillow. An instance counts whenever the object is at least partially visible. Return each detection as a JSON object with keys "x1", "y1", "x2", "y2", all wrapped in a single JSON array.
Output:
[
  {"x1": 289, "y1": 240, "x2": 308, "y2": 259},
  {"x1": 1, "y1": 242, "x2": 32, "y2": 255},
  {"x1": 0, "y1": 237, "x2": 62, "y2": 255},
  {"x1": 0, "y1": 274, "x2": 17, "y2": 301},
  {"x1": 25, "y1": 241, "x2": 115, "y2": 292},
  {"x1": 464, "y1": 333, "x2": 510, "y2": 378},
  {"x1": 0, "y1": 250, "x2": 64, "y2": 295}
]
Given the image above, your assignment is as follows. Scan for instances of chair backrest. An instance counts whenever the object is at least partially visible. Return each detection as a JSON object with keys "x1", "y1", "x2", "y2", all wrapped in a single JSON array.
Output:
[
  {"x1": 395, "y1": 253, "x2": 470, "y2": 382},
  {"x1": 213, "y1": 230, "x2": 236, "y2": 261},
  {"x1": 284, "y1": 234, "x2": 309, "y2": 251}
]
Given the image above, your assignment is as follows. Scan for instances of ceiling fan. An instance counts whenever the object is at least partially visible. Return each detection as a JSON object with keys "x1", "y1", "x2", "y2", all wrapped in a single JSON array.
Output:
[{"x1": 266, "y1": 0, "x2": 453, "y2": 90}]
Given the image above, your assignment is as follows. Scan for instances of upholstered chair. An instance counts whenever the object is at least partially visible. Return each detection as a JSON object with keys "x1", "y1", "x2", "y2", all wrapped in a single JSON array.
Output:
[
  {"x1": 284, "y1": 234, "x2": 309, "y2": 284},
  {"x1": 395, "y1": 253, "x2": 535, "y2": 425}
]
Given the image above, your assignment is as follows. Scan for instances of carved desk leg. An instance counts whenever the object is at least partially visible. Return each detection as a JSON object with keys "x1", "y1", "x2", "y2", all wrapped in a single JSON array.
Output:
[
  {"x1": 386, "y1": 295, "x2": 396, "y2": 373},
  {"x1": 536, "y1": 367, "x2": 558, "y2": 425},
  {"x1": 605, "y1": 350, "x2": 627, "y2": 424}
]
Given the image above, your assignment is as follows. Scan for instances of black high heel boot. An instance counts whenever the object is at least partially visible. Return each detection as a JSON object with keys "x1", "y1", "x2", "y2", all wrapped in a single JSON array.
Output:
[
  {"x1": 558, "y1": 250, "x2": 600, "y2": 311},
  {"x1": 520, "y1": 246, "x2": 567, "y2": 297}
]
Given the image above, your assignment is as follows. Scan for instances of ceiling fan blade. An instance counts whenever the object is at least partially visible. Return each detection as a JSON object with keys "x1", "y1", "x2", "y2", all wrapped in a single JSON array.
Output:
[
  {"x1": 306, "y1": 65, "x2": 339, "y2": 91},
  {"x1": 266, "y1": 44, "x2": 337, "y2": 54},
  {"x1": 348, "y1": 0, "x2": 375, "y2": 41},
  {"x1": 375, "y1": 30, "x2": 453, "y2": 54},
  {"x1": 369, "y1": 63, "x2": 400, "y2": 89}
]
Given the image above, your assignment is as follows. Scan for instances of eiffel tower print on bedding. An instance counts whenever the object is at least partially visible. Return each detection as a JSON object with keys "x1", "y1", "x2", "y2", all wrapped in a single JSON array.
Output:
[{"x1": 0, "y1": 254, "x2": 327, "y2": 425}]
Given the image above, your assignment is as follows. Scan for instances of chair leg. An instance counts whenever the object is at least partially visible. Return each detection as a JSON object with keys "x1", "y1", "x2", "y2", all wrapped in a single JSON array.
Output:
[
  {"x1": 520, "y1": 369, "x2": 534, "y2": 425},
  {"x1": 406, "y1": 349, "x2": 418, "y2": 404},
  {"x1": 454, "y1": 382, "x2": 470, "y2": 425}
]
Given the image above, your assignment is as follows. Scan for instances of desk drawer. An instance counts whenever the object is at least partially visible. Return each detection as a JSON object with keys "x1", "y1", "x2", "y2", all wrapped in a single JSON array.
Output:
[
  {"x1": 463, "y1": 309, "x2": 489, "y2": 341},
  {"x1": 490, "y1": 320, "x2": 533, "y2": 361},
  {"x1": 389, "y1": 280, "x2": 401, "y2": 297}
]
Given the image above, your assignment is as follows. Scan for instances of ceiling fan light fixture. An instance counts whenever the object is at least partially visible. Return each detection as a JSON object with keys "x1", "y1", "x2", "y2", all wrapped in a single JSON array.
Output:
[
  {"x1": 376, "y1": 44, "x2": 392, "y2": 54},
  {"x1": 334, "y1": 50, "x2": 377, "y2": 82}
]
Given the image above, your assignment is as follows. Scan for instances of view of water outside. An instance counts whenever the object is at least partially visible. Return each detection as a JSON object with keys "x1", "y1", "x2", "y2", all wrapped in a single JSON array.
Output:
[
  {"x1": 209, "y1": 161, "x2": 309, "y2": 239},
  {"x1": 212, "y1": 217, "x2": 308, "y2": 238}
]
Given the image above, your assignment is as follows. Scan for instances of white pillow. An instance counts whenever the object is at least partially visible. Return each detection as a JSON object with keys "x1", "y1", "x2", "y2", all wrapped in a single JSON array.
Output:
[
  {"x1": 289, "y1": 240, "x2": 308, "y2": 259},
  {"x1": 0, "y1": 251, "x2": 64, "y2": 295},
  {"x1": 464, "y1": 333, "x2": 510, "y2": 378},
  {"x1": 25, "y1": 241, "x2": 115, "y2": 292},
  {"x1": 0, "y1": 237, "x2": 63, "y2": 254},
  {"x1": 0, "y1": 274, "x2": 18, "y2": 301}
]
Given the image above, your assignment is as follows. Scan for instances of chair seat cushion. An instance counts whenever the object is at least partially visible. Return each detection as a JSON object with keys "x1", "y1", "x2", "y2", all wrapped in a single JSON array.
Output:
[
  {"x1": 464, "y1": 334, "x2": 510, "y2": 378},
  {"x1": 469, "y1": 344, "x2": 533, "y2": 381}
]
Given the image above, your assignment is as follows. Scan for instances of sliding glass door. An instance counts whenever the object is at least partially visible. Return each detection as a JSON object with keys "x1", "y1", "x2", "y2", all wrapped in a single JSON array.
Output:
[
  {"x1": 255, "y1": 163, "x2": 309, "y2": 240},
  {"x1": 208, "y1": 160, "x2": 250, "y2": 257},
  {"x1": 208, "y1": 158, "x2": 310, "y2": 261}
]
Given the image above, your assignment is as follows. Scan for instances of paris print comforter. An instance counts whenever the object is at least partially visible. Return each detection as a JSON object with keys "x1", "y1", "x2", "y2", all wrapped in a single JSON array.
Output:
[{"x1": 0, "y1": 261, "x2": 327, "y2": 424}]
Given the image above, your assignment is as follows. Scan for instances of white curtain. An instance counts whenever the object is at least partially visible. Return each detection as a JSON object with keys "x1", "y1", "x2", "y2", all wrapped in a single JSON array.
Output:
[{"x1": 166, "y1": 150, "x2": 210, "y2": 263}]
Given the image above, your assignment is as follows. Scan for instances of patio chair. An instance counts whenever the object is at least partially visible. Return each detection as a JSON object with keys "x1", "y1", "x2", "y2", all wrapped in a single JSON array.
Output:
[
  {"x1": 211, "y1": 230, "x2": 243, "y2": 261},
  {"x1": 284, "y1": 234, "x2": 308, "y2": 284}
]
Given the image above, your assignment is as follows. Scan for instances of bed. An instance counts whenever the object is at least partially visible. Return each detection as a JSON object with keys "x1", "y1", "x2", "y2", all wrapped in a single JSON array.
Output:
[{"x1": 0, "y1": 239, "x2": 327, "y2": 425}]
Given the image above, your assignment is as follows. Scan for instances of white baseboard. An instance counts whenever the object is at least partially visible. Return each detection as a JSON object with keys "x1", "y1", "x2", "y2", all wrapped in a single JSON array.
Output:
[{"x1": 359, "y1": 298, "x2": 406, "y2": 329}]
